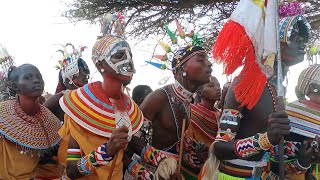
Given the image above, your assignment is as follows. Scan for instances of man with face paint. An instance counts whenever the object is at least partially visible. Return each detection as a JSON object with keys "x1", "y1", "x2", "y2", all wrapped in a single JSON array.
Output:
[
  {"x1": 0, "y1": 64, "x2": 62, "y2": 179},
  {"x1": 128, "y1": 45, "x2": 212, "y2": 179},
  {"x1": 58, "y1": 35, "x2": 177, "y2": 180},
  {"x1": 208, "y1": 14, "x2": 320, "y2": 180}
]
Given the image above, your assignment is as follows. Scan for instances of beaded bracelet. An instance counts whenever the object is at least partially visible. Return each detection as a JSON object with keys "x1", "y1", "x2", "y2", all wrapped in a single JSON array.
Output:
[
  {"x1": 258, "y1": 132, "x2": 272, "y2": 150},
  {"x1": 77, "y1": 143, "x2": 114, "y2": 175},
  {"x1": 92, "y1": 143, "x2": 113, "y2": 167},
  {"x1": 234, "y1": 133, "x2": 273, "y2": 159},
  {"x1": 128, "y1": 160, "x2": 154, "y2": 180},
  {"x1": 67, "y1": 149, "x2": 81, "y2": 161},
  {"x1": 141, "y1": 145, "x2": 166, "y2": 167},
  {"x1": 77, "y1": 154, "x2": 96, "y2": 175},
  {"x1": 296, "y1": 160, "x2": 311, "y2": 172},
  {"x1": 234, "y1": 137, "x2": 259, "y2": 159}
]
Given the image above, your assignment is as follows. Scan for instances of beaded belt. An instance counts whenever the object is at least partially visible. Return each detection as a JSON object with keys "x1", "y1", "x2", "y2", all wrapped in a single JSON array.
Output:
[{"x1": 219, "y1": 161, "x2": 255, "y2": 178}]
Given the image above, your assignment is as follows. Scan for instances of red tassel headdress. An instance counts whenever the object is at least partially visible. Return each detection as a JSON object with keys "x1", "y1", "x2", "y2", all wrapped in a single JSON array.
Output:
[{"x1": 212, "y1": 0, "x2": 278, "y2": 109}]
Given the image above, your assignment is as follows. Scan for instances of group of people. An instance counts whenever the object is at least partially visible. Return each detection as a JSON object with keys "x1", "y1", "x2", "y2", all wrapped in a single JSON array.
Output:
[{"x1": 0, "y1": 3, "x2": 320, "y2": 180}]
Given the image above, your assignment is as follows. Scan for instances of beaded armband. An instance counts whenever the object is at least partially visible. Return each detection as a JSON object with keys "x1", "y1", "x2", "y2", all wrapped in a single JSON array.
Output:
[
  {"x1": 215, "y1": 109, "x2": 243, "y2": 143},
  {"x1": 219, "y1": 109, "x2": 243, "y2": 126},
  {"x1": 77, "y1": 143, "x2": 114, "y2": 175},
  {"x1": 141, "y1": 145, "x2": 167, "y2": 167},
  {"x1": 234, "y1": 133, "x2": 272, "y2": 159},
  {"x1": 215, "y1": 128, "x2": 236, "y2": 142},
  {"x1": 67, "y1": 149, "x2": 81, "y2": 161},
  {"x1": 256, "y1": 132, "x2": 272, "y2": 151},
  {"x1": 128, "y1": 160, "x2": 154, "y2": 180}
]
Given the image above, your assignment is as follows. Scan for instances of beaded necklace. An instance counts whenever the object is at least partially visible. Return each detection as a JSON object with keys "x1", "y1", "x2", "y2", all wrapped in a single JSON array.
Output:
[
  {"x1": 60, "y1": 82, "x2": 143, "y2": 138},
  {"x1": 15, "y1": 100, "x2": 43, "y2": 123},
  {"x1": 161, "y1": 80, "x2": 192, "y2": 152},
  {"x1": 0, "y1": 99, "x2": 61, "y2": 156},
  {"x1": 266, "y1": 82, "x2": 278, "y2": 112},
  {"x1": 109, "y1": 94, "x2": 133, "y2": 141}
]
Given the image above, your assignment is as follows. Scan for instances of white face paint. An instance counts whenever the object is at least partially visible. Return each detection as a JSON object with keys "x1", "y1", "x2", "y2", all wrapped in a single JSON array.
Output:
[
  {"x1": 107, "y1": 47, "x2": 135, "y2": 77},
  {"x1": 92, "y1": 37, "x2": 136, "y2": 77}
]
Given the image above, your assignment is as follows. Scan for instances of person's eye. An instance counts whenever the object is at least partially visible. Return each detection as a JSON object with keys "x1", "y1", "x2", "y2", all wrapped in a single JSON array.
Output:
[{"x1": 24, "y1": 75, "x2": 31, "y2": 80}]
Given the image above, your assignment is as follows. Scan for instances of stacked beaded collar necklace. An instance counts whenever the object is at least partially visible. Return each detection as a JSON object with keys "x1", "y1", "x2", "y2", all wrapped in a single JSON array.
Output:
[
  {"x1": 60, "y1": 82, "x2": 144, "y2": 138},
  {"x1": 0, "y1": 99, "x2": 61, "y2": 155}
]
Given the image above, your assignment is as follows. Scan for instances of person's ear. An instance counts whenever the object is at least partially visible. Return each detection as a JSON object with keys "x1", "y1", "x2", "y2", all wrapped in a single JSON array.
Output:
[
  {"x1": 309, "y1": 83, "x2": 319, "y2": 93},
  {"x1": 11, "y1": 82, "x2": 19, "y2": 93},
  {"x1": 95, "y1": 61, "x2": 103, "y2": 74}
]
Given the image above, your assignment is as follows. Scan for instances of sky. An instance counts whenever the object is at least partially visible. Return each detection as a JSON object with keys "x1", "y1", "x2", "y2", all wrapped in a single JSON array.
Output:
[{"x1": 0, "y1": 0, "x2": 315, "y2": 102}]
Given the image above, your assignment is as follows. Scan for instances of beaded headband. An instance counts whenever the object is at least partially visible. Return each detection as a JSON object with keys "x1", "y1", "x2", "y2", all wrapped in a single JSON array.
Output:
[{"x1": 279, "y1": 15, "x2": 311, "y2": 44}]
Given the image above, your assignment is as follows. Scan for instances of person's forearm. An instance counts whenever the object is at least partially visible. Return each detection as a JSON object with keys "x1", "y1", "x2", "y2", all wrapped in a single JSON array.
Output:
[
  {"x1": 129, "y1": 136, "x2": 148, "y2": 155},
  {"x1": 214, "y1": 132, "x2": 272, "y2": 161},
  {"x1": 214, "y1": 140, "x2": 238, "y2": 160}
]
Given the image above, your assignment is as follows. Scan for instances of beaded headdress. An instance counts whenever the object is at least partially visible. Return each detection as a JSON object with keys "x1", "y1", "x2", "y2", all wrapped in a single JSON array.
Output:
[
  {"x1": 0, "y1": 44, "x2": 15, "y2": 101},
  {"x1": 53, "y1": 43, "x2": 88, "y2": 85},
  {"x1": 147, "y1": 19, "x2": 205, "y2": 75},
  {"x1": 279, "y1": 15, "x2": 311, "y2": 44},
  {"x1": 93, "y1": 13, "x2": 136, "y2": 77},
  {"x1": 99, "y1": 12, "x2": 126, "y2": 38},
  {"x1": 279, "y1": 1, "x2": 306, "y2": 19}
]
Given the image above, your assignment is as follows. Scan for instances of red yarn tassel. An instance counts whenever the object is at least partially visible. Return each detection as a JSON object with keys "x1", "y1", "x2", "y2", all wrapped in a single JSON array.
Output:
[{"x1": 212, "y1": 20, "x2": 267, "y2": 110}]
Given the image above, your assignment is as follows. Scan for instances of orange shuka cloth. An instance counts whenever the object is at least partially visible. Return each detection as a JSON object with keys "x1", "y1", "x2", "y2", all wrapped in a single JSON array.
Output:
[
  {"x1": 58, "y1": 115, "x2": 124, "y2": 180},
  {"x1": 0, "y1": 138, "x2": 39, "y2": 180}
]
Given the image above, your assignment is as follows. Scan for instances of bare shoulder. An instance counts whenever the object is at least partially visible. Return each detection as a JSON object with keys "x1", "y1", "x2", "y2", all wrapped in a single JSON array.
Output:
[
  {"x1": 43, "y1": 92, "x2": 64, "y2": 110},
  {"x1": 224, "y1": 78, "x2": 243, "y2": 111},
  {"x1": 140, "y1": 88, "x2": 168, "y2": 120}
]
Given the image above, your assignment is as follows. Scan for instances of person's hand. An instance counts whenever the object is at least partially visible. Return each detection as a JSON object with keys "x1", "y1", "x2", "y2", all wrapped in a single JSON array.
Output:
[
  {"x1": 297, "y1": 140, "x2": 312, "y2": 168},
  {"x1": 267, "y1": 111, "x2": 291, "y2": 145},
  {"x1": 310, "y1": 135, "x2": 320, "y2": 163},
  {"x1": 106, "y1": 126, "x2": 129, "y2": 156}
]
